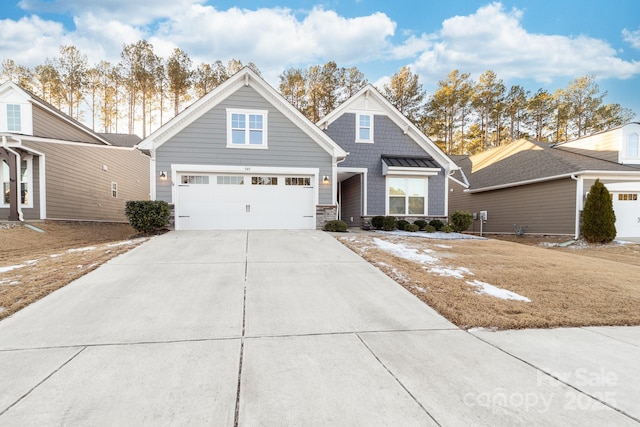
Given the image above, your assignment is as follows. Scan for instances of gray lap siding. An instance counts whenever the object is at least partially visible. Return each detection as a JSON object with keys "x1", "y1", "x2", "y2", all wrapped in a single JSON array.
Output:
[
  {"x1": 155, "y1": 86, "x2": 333, "y2": 204},
  {"x1": 326, "y1": 113, "x2": 446, "y2": 216}
]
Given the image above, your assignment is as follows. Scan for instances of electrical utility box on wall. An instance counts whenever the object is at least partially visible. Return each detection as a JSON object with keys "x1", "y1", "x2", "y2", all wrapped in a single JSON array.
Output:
[{"x1": 479, "y1": 211, "x2": 488, "y2": 221}]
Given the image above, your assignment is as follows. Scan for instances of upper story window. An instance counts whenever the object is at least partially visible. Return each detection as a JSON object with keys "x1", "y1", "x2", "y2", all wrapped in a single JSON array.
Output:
[
  {"x1": 227, "y1": 109, "x2": 268, "y2": 148},
  {"x1": 7, "y1": 104, "x2": 21, "y2": 132},
  {"x1": 627, "y1": 133, "x2": 639, "y2": 159},
  {"x1": 356, "y1": 113, "x2": 373, "y2": 143}
]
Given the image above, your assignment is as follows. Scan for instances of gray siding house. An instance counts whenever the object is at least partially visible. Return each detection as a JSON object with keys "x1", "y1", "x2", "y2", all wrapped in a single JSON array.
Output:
[
  {"x1": 0, "y1": 81, "x2": 150, "y2": 223},
  {"x1": 137, "y1": 67, "x2": 347, "y2": 230},
  {"x1": 318, "y1": 85, "x2": 458, "y2": 227},
  {"x1": 449, "y1": 127, "x2": 640, "y2": 239}
]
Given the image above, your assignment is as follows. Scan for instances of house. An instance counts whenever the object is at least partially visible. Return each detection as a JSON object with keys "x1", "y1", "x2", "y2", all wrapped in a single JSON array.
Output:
[
  {"x1": 0, "y1": 81, "x2": 150, "y2": 223},
  {"x1": 317, "y1": 85, "x2": 459, "y2": 228},
  {"x1": 449, "y1": 123, "x2": 640, "y2": 239},
  {"x1": 137, "y1": 67, "x2": 347, "y2": 230}
]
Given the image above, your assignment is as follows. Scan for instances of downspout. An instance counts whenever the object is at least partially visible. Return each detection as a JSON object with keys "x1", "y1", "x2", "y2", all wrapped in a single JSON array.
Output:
[
  {"x1": 1, "y1": 137, "x2": 24, "y2": 221},
  {"x1": 571, "y1": 174, "x2": 581, "y2": 239}
]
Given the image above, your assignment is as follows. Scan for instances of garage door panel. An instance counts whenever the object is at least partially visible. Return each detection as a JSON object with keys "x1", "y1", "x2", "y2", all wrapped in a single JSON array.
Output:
[
  {"x1": 177, "y1": 173, "x2": 316, "y2": 230},
  {"x1": 611, "y1": 192, "x2": 640, "y2": 238}
]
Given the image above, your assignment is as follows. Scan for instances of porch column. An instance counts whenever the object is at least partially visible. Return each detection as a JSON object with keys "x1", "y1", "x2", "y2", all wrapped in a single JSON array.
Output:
[{"x1": 0, "y1": 147, "x2": 19, "y2": 221}]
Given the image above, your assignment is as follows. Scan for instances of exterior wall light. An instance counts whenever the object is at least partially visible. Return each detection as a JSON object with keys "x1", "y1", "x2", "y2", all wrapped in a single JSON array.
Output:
[
  {"x1": 322, "y1": 175, "x2": 330, "y2": 184},
  {"x1": 159, "y1": 171, "x2": 167, "y2": 180}
]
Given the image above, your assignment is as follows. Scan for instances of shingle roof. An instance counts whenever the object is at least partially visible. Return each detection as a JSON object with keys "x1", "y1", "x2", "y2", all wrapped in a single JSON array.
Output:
[
  {"x1": 381, "y1": 155, "x2": 439, "y2": 169},
  {"x1": 453, "y1": 139, "x2": 640, "y2": 191},
  {"x1": 97, "y1": 133, "x2": 142, "y2": 147}
]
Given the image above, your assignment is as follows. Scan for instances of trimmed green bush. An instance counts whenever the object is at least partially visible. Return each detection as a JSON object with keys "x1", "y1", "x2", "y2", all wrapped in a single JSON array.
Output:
[
  {"x1": 424, "y1": 225, "x2": 436, "y2": 233},
  {"x1": 324, "y1": 220, "x2": 348, "y2": 232},
  {"x1": 371, "y1": 216, "x2": 385, "y2": 230},
  {"x1": 125, "y1": 200, "x2": 170, "y2": 233},
  {"x1": 450, "y1": 210, "x2": 474, "y2": 232},
  {"x1": 405, "y1": 223, "x2": 420, "y2": 232},
  {"x1": 582, "y1": 179, "x2": 616, "y2": 243},
  {"x1": 413, "y1": 219, "x2": 428, "y2": 230},
  {"x1": 429, "y1": 219, "x2": 445, "y2": 231},
  {"x1": 441, "y1": 224, "x2": 453, "y2": 233},
  {"x1": 397, "y1": 219, "x2": 410, "y2": 230},
  {"x1": 382, "y1": 216, "x2": 397, "y2": 231}
]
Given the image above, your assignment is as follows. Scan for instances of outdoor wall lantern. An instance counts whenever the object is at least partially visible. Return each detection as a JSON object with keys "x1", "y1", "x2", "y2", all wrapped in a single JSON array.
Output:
[
  {"x1": 159, "y1": 171, "x2": 167, "y2": 180},
  {"x1": 322, "y1": 175, "x2": 330, "y2": 184}
]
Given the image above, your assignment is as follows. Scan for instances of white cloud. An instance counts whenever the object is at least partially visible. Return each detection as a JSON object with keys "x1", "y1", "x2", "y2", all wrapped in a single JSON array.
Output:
[
  {"x1": 408, "y1": 3, "x2": 640, "y2": 83},
  {"x1": 0, "y1": 16, "x2": 66, "y2": 64},
  {"x1": 622, "y1": 28, "x2": 640, "y2": 50}
]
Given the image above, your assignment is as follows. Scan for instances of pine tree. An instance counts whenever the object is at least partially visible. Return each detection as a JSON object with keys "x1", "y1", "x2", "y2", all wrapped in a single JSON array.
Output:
[{"x1": 581, "y1": 179, "x2": 616, "y2": 243}]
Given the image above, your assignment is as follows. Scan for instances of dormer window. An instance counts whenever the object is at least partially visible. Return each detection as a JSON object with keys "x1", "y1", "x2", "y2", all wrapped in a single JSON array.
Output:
[
  {"x1": 627, "y1": 133, "x2": 639, "y2": 158},
  {"x1": 356, "y1": 113, "x2": 373, "y2": 143},
  {"x1": 7, "y1": 104, "x2": 21, "y2": 132}
]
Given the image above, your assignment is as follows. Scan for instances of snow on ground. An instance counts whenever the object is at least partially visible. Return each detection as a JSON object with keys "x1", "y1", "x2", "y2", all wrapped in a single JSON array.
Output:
[
  {"x1": 372, "y1": 238, "x2": 437, "y2": 263},
  {"x1": 375, "y1": 230, "x2": 487, "y2": 240},
  {"x1": 0, "y1": 264, "x2": 27, "y2": 273},
  {"x1": 467, "y1": 279, "x2": 531, "y2": 302},
  {"x1": 107, "y1": 240, "x2": 137, "y2": 247},
  {"x1": 369, "y1": 236, "x2": 531, "y2": 302},
  {"x1": 67, "y1": 246, "x2": 97, "y2": 253}
]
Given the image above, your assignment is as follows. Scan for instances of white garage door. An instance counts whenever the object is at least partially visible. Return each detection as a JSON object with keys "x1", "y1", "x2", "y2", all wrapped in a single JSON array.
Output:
[
  {"x1": 176, "y1": 173, "x2": 316, "y2": 230},
  {"x1": 611, "y1": 191, "x2": 640, "y2": 238}
]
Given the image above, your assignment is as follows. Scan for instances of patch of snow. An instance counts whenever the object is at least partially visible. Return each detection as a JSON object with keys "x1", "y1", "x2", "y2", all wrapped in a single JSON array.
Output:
[
  {"x1": 411, "y1": 285, "x2": 428, "y2": 293},
  {"x1": 538, "y1": 242, "x2": 559, "y2": 247},
  {"x1": 106, "y1": 240, "x2": 135, "y2": 247},
  {"x1": 376, "y1": 230, "x2": 487, "y2": 240},
  {"x1": 0, "y1": 264, "x2": 26, "y2": 273},
  {"x1": 372, "y1": 238, "x2": 438, "y2": 264},
  {"x1": 429, "y1": 267, "x2": 467, "y2": 279},
  {"x1": 466, "y1": 279, "x2": 531, "y2": 302},
  {"x1": 434, "y1": 244, "x2": 453, "y2": 249},
  {"x1": 50, "y1": 253, "x2": 63, "y2": 258},
  {"x1": 9, "y1": 281, "x2": 21, "y2": 285},
  {"x1": 0, "y1": 307, "x2": 4, "y2": 313},
  {"x1": 67, "y1": 246, "x2": 97, "y2": 253}
]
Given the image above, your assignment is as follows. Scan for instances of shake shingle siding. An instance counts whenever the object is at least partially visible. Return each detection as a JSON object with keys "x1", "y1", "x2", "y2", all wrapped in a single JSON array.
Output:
[
  {"x1": 325, "y1": 113, "x2": 447, "y2": 216},
  {"x1": 156, "y1": 85, "x2": 333, "y2": 204}
]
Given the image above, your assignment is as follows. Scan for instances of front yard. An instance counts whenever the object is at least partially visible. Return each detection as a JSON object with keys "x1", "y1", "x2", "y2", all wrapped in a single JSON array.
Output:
[{"x1": 339, "y1": 232, "x2": 640, "y2": 330}]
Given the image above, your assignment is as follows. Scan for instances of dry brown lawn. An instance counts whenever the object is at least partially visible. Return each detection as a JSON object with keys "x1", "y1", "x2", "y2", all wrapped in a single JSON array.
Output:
[
  {"x1": 0, "y1": 221, "x2": 148, "y2": 320},
  {"x1": 339, "y1": 233, "x2": 640, "y2": 330}
]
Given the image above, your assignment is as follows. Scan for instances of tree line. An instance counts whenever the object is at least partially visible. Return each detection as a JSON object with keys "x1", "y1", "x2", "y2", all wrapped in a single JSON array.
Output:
[{"x1": 1, "y1": 40, "x2": 635, "y2": 152}]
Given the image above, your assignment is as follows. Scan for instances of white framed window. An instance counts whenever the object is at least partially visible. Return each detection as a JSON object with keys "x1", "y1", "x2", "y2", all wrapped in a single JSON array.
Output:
[
  {"x1": 1, "y1": 155, "x2": 32, "y2": 207},
  {"x1": 387, "y1": 177, "x2": 427, "y2": 215},
  {"x1": 7, "y1": 104, "x2": 21, "y2": 132},
  {"x1": 285, "y1": 177, "x2": 311, "y2": 186},
  {"x1": 627, "y1": 133, "x2": 639, "y2": 158},
  {"x1": 182, "y1": 175, "x2": 210, "y2": 184},
  {"x1": 227, "y1": 109, "x2": 268, "y2": 148},
  {"x1": 251, "y1": 176, "x2": 278, "y2": 185},
  {"x1": 111, "y1": 182, "x2": 118, "y2": 198},
  {"x1": 217, "y1": 175, "x2": 243, "y2": 185},
  {"x1": 356, "y1": 113, "x2": 373, "y2": 143}
]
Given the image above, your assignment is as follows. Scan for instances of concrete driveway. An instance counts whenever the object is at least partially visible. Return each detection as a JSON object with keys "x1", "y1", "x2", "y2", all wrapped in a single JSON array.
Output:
[{"x1": 0, "y1": 230, "x2": 638, "y2": 425}]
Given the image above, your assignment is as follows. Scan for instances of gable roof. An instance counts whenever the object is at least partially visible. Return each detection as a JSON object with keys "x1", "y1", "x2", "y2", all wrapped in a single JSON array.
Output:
[
  {"x1": 317, "y1": 84, "x2": 458, "y2": 171},
  {"x1": 0, "y1": 80, "x2": 112, "y2": 146},
  {"x1": 453, "y1": 139, "x2": 640, "y2": 192},
  {"x1": 137, "y1": 67, "x2": 346, "y2": 159}
]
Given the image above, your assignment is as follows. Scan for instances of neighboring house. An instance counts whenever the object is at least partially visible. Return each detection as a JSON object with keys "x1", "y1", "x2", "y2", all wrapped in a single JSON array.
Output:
[
  {"x1": 137, "y1": 67, "x2": 347, "y2": 230},
  {"x1": 449, "y1": 123, "x2": 640, "y2": 238},
  {"x1": 0, "y1": 81, "x2": 150, "y2": 223},
  {"x1": 318, "y1": 84, "x2": 459, "y2": 227}
]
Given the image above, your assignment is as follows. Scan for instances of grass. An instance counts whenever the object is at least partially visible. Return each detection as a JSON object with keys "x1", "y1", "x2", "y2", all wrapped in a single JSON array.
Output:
[{"x1": 339, "y1": 233, "x2": 640, "y2": 330}]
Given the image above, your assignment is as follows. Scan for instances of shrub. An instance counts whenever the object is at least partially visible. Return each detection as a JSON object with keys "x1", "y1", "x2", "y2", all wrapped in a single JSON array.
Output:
[
  {"x1": 441, "y1": 224, "x2": 453, "y2": 233},
  {"x1": 582, "y1": 179, "x2": 616, "y2": 243},
  {"x1": 324, "y1": 220, "x2": 348, "y2": 232},
  {"x1": 371, "y1": 216, "x2": 385, "y2": 230},
  {"x1": 382, "y1": 216, "x2": 397, "y2": 231},
  {"x1": 125, "y1": 200, "x2": 170, "y2": 233},
  {"x1": 450, "y1": 210, "x2": 474, "y2": 232},
  {"x1": 413, "y1": 219, "x2": 428, "y2": 230},
  {"x1": 405, "y1": 223, "x2": 420, "y2": 232},
  {"x1": 424, "y1": 225, "x2": 436, "y2": 233},
  {"x1": 429, "y1": 219, "x2": 445, "y2": 231},
  {"x1": 397, "y1": 219, "x2": 410, "y2": 230}
]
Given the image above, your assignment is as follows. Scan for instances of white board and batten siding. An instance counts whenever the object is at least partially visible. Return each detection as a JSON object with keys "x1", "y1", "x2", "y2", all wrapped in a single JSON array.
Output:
[{"x1": 155, "y1": 85, "x2": 334, "y2": 230}]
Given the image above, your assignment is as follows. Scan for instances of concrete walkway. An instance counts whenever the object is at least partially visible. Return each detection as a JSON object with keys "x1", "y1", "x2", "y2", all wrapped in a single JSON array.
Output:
[{"x1": 0, "y1": 230, "x2": 638, "y2": 425}]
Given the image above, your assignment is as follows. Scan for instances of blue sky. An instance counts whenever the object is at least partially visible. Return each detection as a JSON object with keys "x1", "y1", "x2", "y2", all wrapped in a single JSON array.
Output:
[{"x1": 3, "y1": 0, "x2": 640, "y2": 119}]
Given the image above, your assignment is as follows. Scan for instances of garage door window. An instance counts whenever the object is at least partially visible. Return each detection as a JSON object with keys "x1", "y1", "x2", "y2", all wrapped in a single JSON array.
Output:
[
  {"x1": 285, "y1": 177, "x2": 311, "y2": 186},
  {"x1": 217, "y1": 176, "x2": 244, "y2": 185},
  {"x1": 182, "y1": 175, "x2": 210, "y2": 184},
  {"x1": 618, "y1": 193, "x2": 638, "y2": 201},
  {"x1": 252, "y1": 176, "x2": 278, "y2": 185},
  {"x1": 227, "y1": 109, "x2": 268, "y2": 148}
]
